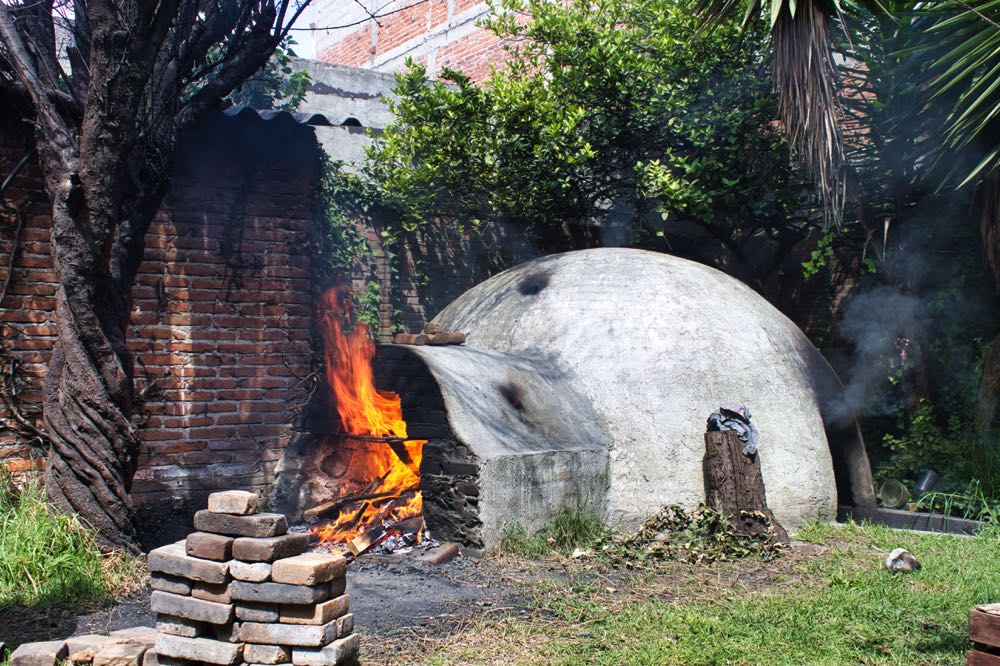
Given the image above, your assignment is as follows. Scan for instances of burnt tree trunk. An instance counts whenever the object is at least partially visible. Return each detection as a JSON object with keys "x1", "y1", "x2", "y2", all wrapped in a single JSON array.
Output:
[{"x1": 703, "y1": 430, "x2": 789, "y2": 544}]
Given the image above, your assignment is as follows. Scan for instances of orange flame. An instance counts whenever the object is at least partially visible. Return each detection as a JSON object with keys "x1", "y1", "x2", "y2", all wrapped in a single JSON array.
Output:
[{"x1": 311, "y1": 287, "x2": 424, "y2": 545}]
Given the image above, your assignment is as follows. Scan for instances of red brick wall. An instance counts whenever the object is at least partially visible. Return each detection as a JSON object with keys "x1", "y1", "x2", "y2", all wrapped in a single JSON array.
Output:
[
  {"x1": 0, "y1": 110, "x2": 323, "y2": 512},
  {"x1": 315, "y1": 0, "x2": 508, "y2": 83}
]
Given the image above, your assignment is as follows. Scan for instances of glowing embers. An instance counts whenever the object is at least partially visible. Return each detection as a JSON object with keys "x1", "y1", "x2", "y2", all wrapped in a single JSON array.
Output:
[{"x1": 308, "y1": 287, "x2": 425, "y2": 552}]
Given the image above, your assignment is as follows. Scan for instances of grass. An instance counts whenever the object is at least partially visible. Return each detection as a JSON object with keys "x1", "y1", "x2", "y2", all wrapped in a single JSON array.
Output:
[
  {"x1": 499, "y1": 508, "x2": 608, "y2": 558},
  {"x1": 0, "y1": 472, "x2": 146, "y2": 612},
  {"x1": 417, "y1": 521, "x2": 1000, "y2": 665}
]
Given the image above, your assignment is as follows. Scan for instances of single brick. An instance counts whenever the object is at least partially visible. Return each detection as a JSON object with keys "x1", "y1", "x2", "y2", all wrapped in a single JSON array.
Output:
[
  {"x1": 66, "y1": 635, "x2": 119, "y2": 663},
  {"x1": 186, "y1": 532, "x2": 234, "y2": 561},
  {"x1": 230, "y1": 581, "x2": 329, "y2": 605},
  {"x1": 211, "y1": 621, "x2": 241, "y2": 643},
  {"x1": 290, "y1": 634, "x2": 360, "y2": 665},
  {"x1": 150, "y1": 591, "x2": 234, "y2": 625},
  {"x1": 148, "y1": 542, "x2": 229, "y2": 584},
  {"x1": 236, "y1": 602, "x2": 281, "y2": 622},
  {"x1": 238, "y1": 619, "x2": 338, "y2": 647},
  {"x1": 230, "y1": 560, "x2": 272, "y2": 582},
  {"x1": 207, "y1": 490, "x2": 258, "y2": 515},
  {"x1": 156, "y1": 615, "x2": 206, "y2": 638},
  {"x1": 191, "y1": 581, "x2": 232, "y2": 604},
  {"x1": 109, "y1": 627, "x2": 160, "y2": 647},
  {"x1": 232, "y1": 533, "x2": 309, "y2": 562},
  {"x1": 280, "y1": 595, "x2": 350, "y2": 626},
  {"x1": 193, "y1": 510, "x2": 287, "y2": 538},
  {"x1": 272, "y1": 553, "x2": 346, "y2": 586},
  {"x1": 150, "y1": 573, "x2": 192, "y2": 596},
  {"x1": 9, "y1": 640, "x2": 68, "y2": 665},
  {"x1": 337, "y1": 614, "x2": 354, "y2": 638},
  {"x1": 93, "y1": 642, "x2": 148, "y2": 666},
  {"x1": 154, "y1": 635, "x2": 242, "y2": 666},
  {"x1": 244, "y1": 644, "x2": 290, "y2": 665}
]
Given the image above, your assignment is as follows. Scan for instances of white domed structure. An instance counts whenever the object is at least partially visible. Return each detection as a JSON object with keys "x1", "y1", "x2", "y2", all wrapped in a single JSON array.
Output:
[{"x1": 431, "y1": 248, "x2": 872, "y2": 532}]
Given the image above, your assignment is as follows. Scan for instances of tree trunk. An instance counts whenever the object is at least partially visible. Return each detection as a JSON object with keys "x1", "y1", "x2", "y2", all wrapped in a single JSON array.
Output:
[
  {"x1": 42, "y1": 181, "x2": 142, "y2": 552},
  {"x1": 703, "y1": 430, "x2": 789, "y2": 544}
]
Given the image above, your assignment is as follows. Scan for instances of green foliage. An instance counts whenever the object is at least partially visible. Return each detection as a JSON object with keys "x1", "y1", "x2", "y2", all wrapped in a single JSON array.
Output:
[
  {"x1": 228, "y1": 37, "x2": 311, "y2": 111},
  {"x1": 600, "y1": 505, "x2": 783, "y2": 565},
  {"x1": 366, "y1": 0, "x2": 806, "y2": 252},
  {"x1": 499, "y1": 508, "x2": 608, "y2": 558},
  {"x1": 0, "y1": 473, "x2": 144, "y2": 611}
]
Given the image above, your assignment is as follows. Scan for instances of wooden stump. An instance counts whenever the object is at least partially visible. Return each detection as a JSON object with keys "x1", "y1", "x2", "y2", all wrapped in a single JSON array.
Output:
[{"x1": 703, "y1": 430, "x2": 789, "y2": 544}]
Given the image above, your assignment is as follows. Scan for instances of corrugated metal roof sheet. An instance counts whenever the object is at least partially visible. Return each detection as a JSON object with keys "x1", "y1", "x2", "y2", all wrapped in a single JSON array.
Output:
[{"x1": 222, "y1": 105, "x2": 363, "y2": 128}]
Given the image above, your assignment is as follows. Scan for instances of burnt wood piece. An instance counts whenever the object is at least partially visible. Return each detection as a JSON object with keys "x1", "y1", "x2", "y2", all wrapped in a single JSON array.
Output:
[
  {"x1": 703, "y1": 430, "x2": 789, "y2": 544},
  {"x1": 426, "y1": 332, "x2": 466, "y2": 345},
  {"x1": 303, "y1": 487, "x2": 418, "y2": 519},
  {"x1": 971, "y1": 605, "x2": 1000, "y2": 649},
  {"x1": 340, "y1": 434, "x2": 417, "y2": 468}
]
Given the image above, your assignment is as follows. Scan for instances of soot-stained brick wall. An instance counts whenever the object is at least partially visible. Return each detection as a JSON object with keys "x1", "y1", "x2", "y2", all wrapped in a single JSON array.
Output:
[{"x1": 0, "y1": 107, "x2": 323, "y2": 513}]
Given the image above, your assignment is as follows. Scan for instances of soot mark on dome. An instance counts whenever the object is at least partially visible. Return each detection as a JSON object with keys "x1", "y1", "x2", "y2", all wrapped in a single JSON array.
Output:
[
  {"x1": 499, "y1": 381, "x2": 526, "y2": 411},
  {"x1": 517, "y1": 269, "x2": 551, "y2": 296}
]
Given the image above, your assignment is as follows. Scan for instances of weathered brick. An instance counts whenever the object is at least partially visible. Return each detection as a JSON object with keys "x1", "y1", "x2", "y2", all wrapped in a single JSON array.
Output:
[
  {"x1": 193, "y1": 510, "x2": 287, "y2": 538},
  {"x1": 153, "y1": 635, "x2": 242, "y2": 666},
  {"x1": 9, "y1": 640, "x2": 67, "y2": 665},
  {"x1": 65, "y1": 635, "x2": 120, "y2": 663},
  {"x1": 190, "y1": 581, "x2": 232, "y2": 604},
  {"x1": 150, "y1": 573, "x2": 192, "y2": 596},
  {"x1": 280, "y1": 595, "x2": 350, "y2": 626},
  {"x1": 289, "y1": 634, "x2": 360, "y2": 666},
  {"x1": 185, "y1": 532, "x2": 234, "y2": 561},
  {"x1": 150, "y1": 591, "x2": 234, "y2": 625},
  {"x1": 207, "y1": 490, "x2": 258, "y2": 515},
  {"x1": 235, "y1": 603, "x2": 280, "y2": 623},
  {"x1": 337, "y1": 613, "x2": 354, "y2": 638},
  {"x1": 328, "y1": 577, "x2": 347, "y2": 598},
  {"x1": 231, "y1": 533, "x2": 309, "y2": 562},
  {"x1": 230, "y1": 560, "x2": 272, "y2": 582},
  {"x1": 93, "y1": 642, "x2": 148, "y2": 666},
  {"x1": 243, "y1": 644, "x2": 290, "y2": 665},
  {"x1": 148, "y1": 542, "x2": 229, "y2": 584},
  {"x1": 238, "y1": 619, "x2": 338, "y2": 647},
  {"x1": 109, "y1": 627, "x2": 160, "y2": 647},
  {"x1": 272, "y1": 553, "x2": 347, "y2": 586},
  {"x1": 230, "y1": 581, "x2": 329, "y2": 605},
  {"x1": 156, "y1": 615, "x2": 206, "y2": 638}
]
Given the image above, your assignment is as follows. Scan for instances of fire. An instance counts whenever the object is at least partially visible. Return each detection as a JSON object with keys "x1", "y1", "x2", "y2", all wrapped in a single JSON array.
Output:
[{"x1": 311, "y1": 286, "x2": 424, "y2": 545}]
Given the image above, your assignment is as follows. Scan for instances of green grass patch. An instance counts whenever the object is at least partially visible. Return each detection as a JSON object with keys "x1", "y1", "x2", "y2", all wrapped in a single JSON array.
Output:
[
  {"x1": 434, "y1": 522, "x2": 1000, "y2": 665},
  {"x1": 0, "y1": 472, "x2": 145, "y2": 611},
  {"x1": 499, "y1": 508, "x2": 608, "y2": 557}
]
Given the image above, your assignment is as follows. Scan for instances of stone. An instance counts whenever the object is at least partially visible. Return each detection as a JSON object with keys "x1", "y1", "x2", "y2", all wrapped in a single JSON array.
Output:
[
  {"x1": 416, "y1": 543, "x2": 460, "y2": 565},
  {"x1": 66, "y1": 634, "x2": 120, "y2": 663},
  {"x1": 271, "y1": 553, "x2": 346, "y2": 586},
  {"x1": 148, "y1": 542, "x2": 229, "y2": 584},
  {"x1": 207, "y1": 490, "x2": 258, "y2": 515},
  {"x1": 886, "y1": 548, "x2": 921, "y2": 572},
  {"x1": 230, "y1": 560, "x2": 272, "y2": 582},
  {"x1": 328, "y1": 577, "x2": 346, "y2": 597},
  {"x1": 93, "y1": 642, "x2": 148, "y2": 666},
  {"x1": 280, "y1": 595, "x2": 349, "y2": 626},
  {"x1": 235, "y1": 602, "x2": 280, "y2": 622},
  {"x1": 141, "y1": 651, "x2": 159, "y2": 666},
  {"x1": 191, "y1": 581, "x2": 232, "y2": 604},
  {"x1": 9, "y1": 640, "x2": 68, "y2": 665},
  {"x1": 156, "y1": 615, "x2": 206, "y2": 638},
  {"x1": 230, "y1": 581, "x2": 329, "y2": 605},
  {"x1": 336, "y1": 614, "x2": 354, "y2": 638},
  {"x1": 244, "y1": 645, "x2": 290, "y2": 665},
  {"x1": 238, "y1": 620, "x2": 338, "y2": 647},
  {"x1": 186, "y1": 532, "x2": 234, "y2": 561},
  {"x1": 109, "y1": 627, "x2": 160, "y2": 647},
  {"x1": 193, "y1": 511, "x2": 287, "y2": 538},
  {"x1": 232, "y1": 533, "x2": 309, "y2": 562},
  {"x1": 290, "y1": 635, "x2": 360, "y2": 665},
  {"x1": 150, "y1": 573, "x2": 193, "y2": 596},
  {"x1": 150, "y1": 591, "x2": 234, "y2": 625},
  {"x1": 154, "y1": 635, "x2": 242, "y2": 666}
]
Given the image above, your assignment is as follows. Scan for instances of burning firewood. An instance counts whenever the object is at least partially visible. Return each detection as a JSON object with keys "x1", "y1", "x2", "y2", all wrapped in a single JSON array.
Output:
[{"x1": 304, "y1": 487, "x2": 418, "y2": 519}]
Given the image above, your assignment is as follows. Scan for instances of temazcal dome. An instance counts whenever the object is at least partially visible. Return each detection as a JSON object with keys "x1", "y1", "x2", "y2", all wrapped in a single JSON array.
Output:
[{"x1": 431, "y1": 248, "x2": 873, "y2": 532}]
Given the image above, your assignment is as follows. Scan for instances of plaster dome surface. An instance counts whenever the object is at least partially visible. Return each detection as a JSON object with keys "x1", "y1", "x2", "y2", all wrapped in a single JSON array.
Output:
[{"x1": 432, "y1": 248, "x2": 841, "y2": 531}]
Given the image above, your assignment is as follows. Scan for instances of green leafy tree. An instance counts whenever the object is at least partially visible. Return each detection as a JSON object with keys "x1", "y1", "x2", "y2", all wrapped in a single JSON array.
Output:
[{"x1": 366, "y1": 0, "x2": 812, "y2": 280}]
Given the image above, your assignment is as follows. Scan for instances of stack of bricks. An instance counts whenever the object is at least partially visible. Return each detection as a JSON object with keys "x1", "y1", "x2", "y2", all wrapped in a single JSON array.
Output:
[{"x1": 149, "y1": 491, "x2": 359, "y2": 666}]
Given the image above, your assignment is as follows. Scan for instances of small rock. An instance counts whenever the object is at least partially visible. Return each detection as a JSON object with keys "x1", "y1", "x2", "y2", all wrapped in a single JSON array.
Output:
[
  {"x1": 207, "y1": 490, "x2": 258, "y2": 515},
  {"x1": 885, "y1": 548, "x2": 921, "y2": 572},
  {"x1": 244, "y1": 644, "x2": 290, "y2": 665},
  {"x1": 230, "y1": 560, "x2": 273, "y2": 582}
]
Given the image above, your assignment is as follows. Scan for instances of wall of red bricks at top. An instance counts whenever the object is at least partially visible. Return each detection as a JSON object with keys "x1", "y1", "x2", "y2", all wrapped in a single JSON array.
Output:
[
  {"x1": 316, "y1": 0, "x2": 509, "y2": 84},
  {"x1": 0, "y1": 109, "x2": 324, "y2": 511}
]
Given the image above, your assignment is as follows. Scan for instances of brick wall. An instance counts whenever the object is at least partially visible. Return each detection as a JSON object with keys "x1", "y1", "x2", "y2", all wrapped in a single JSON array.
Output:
[
  {"x1": 313, "y1": 0, "x2": 508, "y2": 83},
  {"x1": 0, "y1": 108, "x2": 324, "y2": 514}
]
